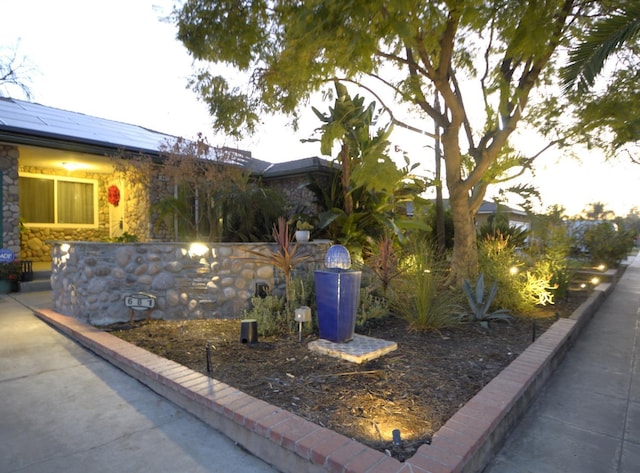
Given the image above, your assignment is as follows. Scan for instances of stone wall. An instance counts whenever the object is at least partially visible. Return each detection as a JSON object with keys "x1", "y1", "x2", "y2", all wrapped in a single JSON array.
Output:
[
  {"x1": 0, "y1": 145, "x2": 20, "y2": 254},
  {"x1": 51, "y1": 240, "x2": 331, "y2": 325}
]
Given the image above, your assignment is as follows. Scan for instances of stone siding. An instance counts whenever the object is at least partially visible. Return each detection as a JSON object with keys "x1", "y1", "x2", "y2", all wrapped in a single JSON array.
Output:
[
  {"x1": 51, "y1": 240, "x2": 330, "y2": 325},
  {"x1": 19, "y1": 164, "x2": 153, "y2": 261},
  {"x1": 0, "y1": 145, "x2": 20, "y2": 254},
  {"x1": 265, "y1": 174, "x2": 331, "y2": 217}
]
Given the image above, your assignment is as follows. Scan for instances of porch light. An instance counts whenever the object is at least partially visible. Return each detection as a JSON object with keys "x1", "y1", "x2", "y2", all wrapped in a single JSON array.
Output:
[{"x1": 61, "y1": 162, "x2": 82, "y2": 171}]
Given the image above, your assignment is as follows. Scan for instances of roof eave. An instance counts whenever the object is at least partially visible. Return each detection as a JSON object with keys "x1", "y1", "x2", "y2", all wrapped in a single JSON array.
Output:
[{"x1": 0, "y1": 129, "x2": 163, "y2": 157}]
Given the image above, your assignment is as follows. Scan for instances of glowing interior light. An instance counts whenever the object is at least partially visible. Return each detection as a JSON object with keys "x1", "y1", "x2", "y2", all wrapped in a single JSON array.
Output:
[{"x1": 61, "y1": 162, "x2": 83, "y2": 171}]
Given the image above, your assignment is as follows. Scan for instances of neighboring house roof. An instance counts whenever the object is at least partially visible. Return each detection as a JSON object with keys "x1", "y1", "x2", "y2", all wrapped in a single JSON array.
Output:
[
  {"x1": 0, "y1": 97, "x2": 333, "y2": 178},
  {"x1": 259, "y1": 157, "x2": 337, "y2": 178},
  {"x1": 436, "y1": 199, "x2": 528, "y2": 217},
  {"x1": 476, "y1": 200, "x2": 527, "y2": 217}
]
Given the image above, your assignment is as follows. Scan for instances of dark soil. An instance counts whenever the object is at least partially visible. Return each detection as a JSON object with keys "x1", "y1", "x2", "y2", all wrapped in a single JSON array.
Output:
[{"x1": 106, "y1": 290, "x2": 589, "y2": 461}]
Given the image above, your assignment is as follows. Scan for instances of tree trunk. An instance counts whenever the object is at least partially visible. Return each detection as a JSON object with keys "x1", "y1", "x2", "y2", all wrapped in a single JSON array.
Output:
[
  {"x1": 448, "y1": 187, "x2": 478, "y2": 284},
  {"x1": 339, "y1": 142, "x2": 353, "y2": 215},
  {"x1": 433, "y1": 92, "x2": 445, "y2": 253},
  {"x1": 441, "y1": 128, "x2": 478, "y2": 285}
]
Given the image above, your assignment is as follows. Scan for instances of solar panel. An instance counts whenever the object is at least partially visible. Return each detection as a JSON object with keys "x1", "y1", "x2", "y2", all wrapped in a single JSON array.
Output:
[{"x1": 0, "y1": 97, "x2": 176, "y2": 153}]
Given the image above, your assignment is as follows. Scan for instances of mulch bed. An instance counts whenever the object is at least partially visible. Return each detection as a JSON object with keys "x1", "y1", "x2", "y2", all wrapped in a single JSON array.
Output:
[{"x1": 106, "y1": 290, "x2": 588, "y2": 461}]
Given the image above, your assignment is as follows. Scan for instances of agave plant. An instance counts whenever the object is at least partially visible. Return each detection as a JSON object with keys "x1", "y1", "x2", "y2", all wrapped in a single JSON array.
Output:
[{"x1": 461, "y1": 273, "x2": 513, "y2": 328}]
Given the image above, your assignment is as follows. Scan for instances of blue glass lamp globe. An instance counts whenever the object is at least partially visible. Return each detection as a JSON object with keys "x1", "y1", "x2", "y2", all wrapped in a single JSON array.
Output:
[{"x1": 325, "y1": 245, "x2": 351, "y2": 270}]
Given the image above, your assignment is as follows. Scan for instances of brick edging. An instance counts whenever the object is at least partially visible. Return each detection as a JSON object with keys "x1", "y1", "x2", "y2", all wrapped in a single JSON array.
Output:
[{"x1": 33, "y1": 282, "x2": 613, "y2": 473}]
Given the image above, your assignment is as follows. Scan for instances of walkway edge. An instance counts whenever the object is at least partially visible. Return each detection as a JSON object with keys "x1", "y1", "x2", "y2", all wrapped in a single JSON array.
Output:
[{"x1": 33, "y1": 277, "x2": 619, "y2": 473}]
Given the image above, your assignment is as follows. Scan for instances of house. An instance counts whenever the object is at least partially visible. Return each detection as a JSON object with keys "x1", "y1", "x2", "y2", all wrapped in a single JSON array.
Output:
[
  {"x1": 475, "y1": 200, "x2": 531, "y2": 232},
  {"x1": 0, "y1": 97, "x2": 334, "y2": 263}
]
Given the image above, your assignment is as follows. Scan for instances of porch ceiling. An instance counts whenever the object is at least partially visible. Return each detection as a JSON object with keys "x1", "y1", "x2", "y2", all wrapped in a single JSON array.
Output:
[{"x1": 18, "y1": 145, "x2": 115, "y2": 174}]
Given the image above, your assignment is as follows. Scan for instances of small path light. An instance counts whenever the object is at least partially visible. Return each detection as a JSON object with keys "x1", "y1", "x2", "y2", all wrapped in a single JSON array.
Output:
[
  {"x1": 240, "y1": 319, "x2": 258, "y2": 344},
  {"x1": 294, "y1": 306, "x2": 311, "y2": 342},
  {"x1": 392, "y1": 429, "x2": 402, "y2": 446},
  {"x1": 205, "y1": 341, "x2": 214, "y2": 373}
]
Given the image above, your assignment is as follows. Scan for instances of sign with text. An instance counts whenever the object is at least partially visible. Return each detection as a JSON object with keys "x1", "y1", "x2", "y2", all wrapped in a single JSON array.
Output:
[
  {"x1": 0, "y1": 249, "x2": 15, "y2": 263},
  {"x1": 124, "y1": 293, "x2": 156, "y2": 311}
]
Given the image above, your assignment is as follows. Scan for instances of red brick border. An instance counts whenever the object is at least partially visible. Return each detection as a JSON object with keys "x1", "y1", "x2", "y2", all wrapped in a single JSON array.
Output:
[{"x1": 33, "y1": 281, "x2": 612, "y2": 473}]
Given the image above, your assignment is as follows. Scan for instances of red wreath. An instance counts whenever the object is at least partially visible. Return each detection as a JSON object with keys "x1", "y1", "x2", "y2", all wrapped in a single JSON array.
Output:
[{"x1": 108, "y1": 185, "x2": 120, "y2": 206}]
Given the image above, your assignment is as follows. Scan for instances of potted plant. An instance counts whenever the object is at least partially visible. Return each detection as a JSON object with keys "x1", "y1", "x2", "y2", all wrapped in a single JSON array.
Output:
[
  {"x1": 295, "y1": 220, "x2": 313, "y2": 242},
  {"x1": 0, "y1": 261, "x2": 22, "y2": 294}
]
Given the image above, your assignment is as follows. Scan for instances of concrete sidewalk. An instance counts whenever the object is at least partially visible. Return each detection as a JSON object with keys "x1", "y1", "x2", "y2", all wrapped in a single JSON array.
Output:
[
  {"x1": 483, "y1": 254, "x2": 640, "y2": 472},
  {"x1": 0, "y1": 292, "x2": 277, "y2": 473}
]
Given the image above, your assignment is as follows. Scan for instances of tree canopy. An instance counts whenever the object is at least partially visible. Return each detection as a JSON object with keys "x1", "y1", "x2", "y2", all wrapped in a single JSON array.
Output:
[{"x1": 174, "y1": 0, "x2": 585, "y2": 282}]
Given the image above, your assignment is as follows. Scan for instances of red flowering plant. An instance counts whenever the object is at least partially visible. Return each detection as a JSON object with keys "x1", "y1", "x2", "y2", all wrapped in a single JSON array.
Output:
[{"x1": 0, "y1": 262, "x2": 22, "y2": 281}]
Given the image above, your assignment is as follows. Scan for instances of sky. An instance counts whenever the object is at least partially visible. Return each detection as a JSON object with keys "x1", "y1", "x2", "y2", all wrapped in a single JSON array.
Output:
[{"x1": 2, "y1": 0, "x2": 639, "y2": 218}]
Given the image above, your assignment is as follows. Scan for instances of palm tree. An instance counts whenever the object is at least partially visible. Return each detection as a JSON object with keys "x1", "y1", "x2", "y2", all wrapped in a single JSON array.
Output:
[{"x1": 562, "y1": 2, "x2": 640, "y2": 92}]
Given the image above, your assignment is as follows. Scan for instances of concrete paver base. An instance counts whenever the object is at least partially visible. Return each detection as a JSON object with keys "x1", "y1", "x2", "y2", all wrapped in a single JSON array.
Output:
[{"x1": 308, "y1": 334, "x2": 398, "y2": 363}]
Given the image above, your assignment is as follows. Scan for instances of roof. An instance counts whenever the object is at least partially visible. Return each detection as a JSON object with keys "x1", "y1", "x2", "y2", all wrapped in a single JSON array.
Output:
[
  {"x1": 259, "y1": 157, "x2": 337, "y2": 178},
  {"x1": 0, "y1": 97, "x2": 176, "y2": 155},
  {"x1": 0, "y1": 97, "x2": 335, "y2": 178},
  {"x1": 477, "y1": 200, "x2": 527, "y2": 217},
  {"x1": 436, "y1": 199, "x2": 528, "y2": 217}
]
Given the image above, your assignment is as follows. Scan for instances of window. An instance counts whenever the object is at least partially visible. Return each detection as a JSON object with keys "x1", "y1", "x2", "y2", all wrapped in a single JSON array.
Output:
[{"x1": 19, "y1": 173, "x2": 98, "y2": 227}]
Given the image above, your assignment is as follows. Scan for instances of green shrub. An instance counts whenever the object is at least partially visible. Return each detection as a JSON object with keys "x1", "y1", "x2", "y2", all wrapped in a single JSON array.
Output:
[
  {"x1": 356, "y1": 290, "x2": 390, "y2": 331},
  {"x1": 478, "y1": 234, "x2": 557, "y2": 314},
  {"x1": 583, "y1": 222, "x2": 634, "y2": 267},
  {"x1": 478, "y1": 234, "x2": 529, "y2": 313},
  {"x1": 389, "y1": 241, "x2": 460, "y2": 331},
  {"x1": 518, "y1": 264, "x2": 556, "y2": 307},
  {"x1": 243, "y1": 295, "x2": 288, "y2": 337}
]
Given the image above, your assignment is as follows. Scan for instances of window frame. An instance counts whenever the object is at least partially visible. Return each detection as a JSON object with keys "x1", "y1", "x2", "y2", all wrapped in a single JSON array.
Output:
[{"x1": 19, "y1": 172, "x2": 99, "y2": 229}]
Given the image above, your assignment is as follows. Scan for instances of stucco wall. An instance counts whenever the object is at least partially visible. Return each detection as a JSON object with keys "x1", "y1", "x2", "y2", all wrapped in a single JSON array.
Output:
[{"x1": 51, "y1": 240, "x2": 330, "y2": 325}]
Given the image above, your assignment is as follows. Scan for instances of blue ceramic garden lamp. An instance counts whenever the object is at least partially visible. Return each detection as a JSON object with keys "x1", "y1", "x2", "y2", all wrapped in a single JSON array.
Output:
[{"x1": 314, "y1": 245, "x2": 361, "y2": 343}]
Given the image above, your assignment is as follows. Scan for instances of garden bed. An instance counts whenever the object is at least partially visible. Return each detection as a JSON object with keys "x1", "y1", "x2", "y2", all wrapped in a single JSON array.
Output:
[{"x1": 106, "y1": 290, "x2": 588, "y2": 461}]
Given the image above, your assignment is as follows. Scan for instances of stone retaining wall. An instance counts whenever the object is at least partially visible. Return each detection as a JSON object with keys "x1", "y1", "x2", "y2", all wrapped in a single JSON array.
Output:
[{"x1": 51, "y1": 241, "x2": 330, "y2": 325}]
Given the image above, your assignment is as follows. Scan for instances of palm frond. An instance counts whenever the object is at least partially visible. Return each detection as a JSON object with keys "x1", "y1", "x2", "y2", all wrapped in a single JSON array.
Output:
[{"x1": 562, "y1": 4, "x2": 640, "y2": 92}]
